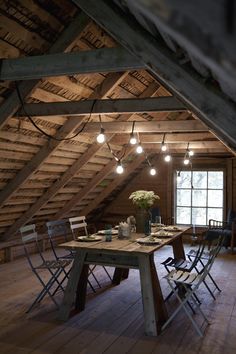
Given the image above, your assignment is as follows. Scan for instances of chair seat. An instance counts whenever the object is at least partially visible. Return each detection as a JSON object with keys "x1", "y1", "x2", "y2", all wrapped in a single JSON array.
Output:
[
  {"x1": 167, "y1": 269, "x2": 200, "y2": 285},
  {"x1": 36, "y1": 259, "x2": 71, "y2": 270}
]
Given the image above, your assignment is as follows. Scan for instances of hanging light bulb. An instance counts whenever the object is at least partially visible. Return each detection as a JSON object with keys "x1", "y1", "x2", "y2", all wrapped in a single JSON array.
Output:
[
  {"x1": 96, "y1": 127, "x2": 106, "y2": 143},
  {"x1": 129, "y1": 133, "x2": 137, "y2": 145},
  {"x1": 189, "y1": 149, "x2": 194, "y2": 156},
  {"x1": 164, "y1": 154, "x2": 171, "y2": 162},
  {"x1": 177, "y1": 171, "x2": 181, "y2": 182},
  {"x1": 184, "y1": 158, "x2": 190, "y2": 165},
  {"x1": 150, "y1": 167, "x2": 157, "y2": 176},
  {"x1": 136, "y1": 144, "x2": 143, "y2": 154},
  {"x1": 161, "y1": 133, "x2": 167, "y2": 151},
  {"x1": 161, "y1": 143, "x2": 167, "y2": 152},
  {"x1": 116, "y1": 161, "x2": 124, "y2": 174}
]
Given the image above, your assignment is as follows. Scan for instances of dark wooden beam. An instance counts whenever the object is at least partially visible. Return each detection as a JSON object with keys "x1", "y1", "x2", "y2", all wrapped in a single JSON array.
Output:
[
  {"x1": 17, "y1": 96, "x2": 186, "y2": 117},
  {"x1": 0, "y1": 12, "x2": 91, "y2": 129},
  {"x1": 82, "y1": 120, "x2": 207, "y2": 133},
  {"x1": 0, "y1": 47, "x2": 144, "y2": 81},
  {"x1": 74, "y1": 0, "x2": 236, "y2": 151}
]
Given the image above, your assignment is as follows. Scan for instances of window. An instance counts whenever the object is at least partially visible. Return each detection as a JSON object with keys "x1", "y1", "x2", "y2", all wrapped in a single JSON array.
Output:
[{"x1": 175, "y1": 170, "x2": 224, "y2": 226}]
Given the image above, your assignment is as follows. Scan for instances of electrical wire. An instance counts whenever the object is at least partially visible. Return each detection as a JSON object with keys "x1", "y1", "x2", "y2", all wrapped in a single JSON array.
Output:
[{"x1": 15, "y1": 82, "x2": 96, "y2": 141}]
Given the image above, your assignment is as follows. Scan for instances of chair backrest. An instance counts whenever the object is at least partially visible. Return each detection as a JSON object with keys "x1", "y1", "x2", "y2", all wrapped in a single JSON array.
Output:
[
  {"x1": 46, "y1": 220, "x2": 71, "y2": 259},
  {"x1": 20, "y1": 224, "x2": 45, "y2": 269},
  {"x1": 69, "y1": 216, "x2": 88, "y2": 240}
]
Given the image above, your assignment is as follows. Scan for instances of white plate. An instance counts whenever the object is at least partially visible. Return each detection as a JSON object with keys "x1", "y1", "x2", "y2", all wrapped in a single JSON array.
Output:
[
  {"x1": 163, "y1": 226, "x2": 182, "y2": 232},
  {"x1": 97, "y1": 229, "x2": 118, "y2": 235},
  {"x1": 136, "y1": 237, "x2": 161, "y2": 245},
  {"x1": 151, "y1": 231, "x2": 173, "y2": 238},
  {"x1": 77, "y1": 235, "x2": 102, "y2": 242}
]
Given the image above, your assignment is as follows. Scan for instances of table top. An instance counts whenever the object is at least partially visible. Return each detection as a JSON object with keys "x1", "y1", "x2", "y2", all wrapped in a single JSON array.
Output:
[{"x1": 59, "y1": 226, "x2": 190, "y2": 256}]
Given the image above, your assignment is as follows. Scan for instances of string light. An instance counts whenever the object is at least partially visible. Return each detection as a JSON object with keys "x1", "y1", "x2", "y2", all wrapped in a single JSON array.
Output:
[
  {"x1": 183, "y1": 158, "x2": 190, "y2": 165},
  {"x1": 150, "y1": 167, "x2": 157, "y2": 176},
  {"x1": 129, "y1": 121, "x2": 137, "y2": 145},
  {"x1": 136, "y1": 144, "x2": 143, "y2": 154},
  {"x1": 161, "y1": 133, "x2": 167, "y2": 152},
  {"x1": 96, "y1": 127, "x2": 106, "y2": 143},
  {"x1": 164, "y1": 154, "x2": 172, "y2": 162},
  {"x1": 116, "y1": 161, "x2": 124, "y2": 174}
]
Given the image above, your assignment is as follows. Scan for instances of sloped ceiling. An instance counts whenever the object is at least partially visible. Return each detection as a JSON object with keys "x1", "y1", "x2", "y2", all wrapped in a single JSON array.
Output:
[{"x1": 0, "y1": 0, "x2": 234, "y2": 240}]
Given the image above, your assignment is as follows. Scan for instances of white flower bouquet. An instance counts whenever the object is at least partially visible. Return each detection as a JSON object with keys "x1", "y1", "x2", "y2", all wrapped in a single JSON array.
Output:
[{"x1": 129, "y1": 190, "x2": 160, "y2": 209}]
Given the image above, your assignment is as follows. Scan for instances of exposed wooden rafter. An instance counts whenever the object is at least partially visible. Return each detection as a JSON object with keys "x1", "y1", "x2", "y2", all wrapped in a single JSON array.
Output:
[
  {"x1": 17, "y1": 96, "x2": 187, "y2": 117},
  {"x1": 74, "y1": 0, "x2": 236, "y2": 152},
  {"x1": 81, "y1": 120, "x2": 207, "y2": 133},
  {"x1": 0, "y1": 12, "x2": 91, "y2": 129},
  {"x1": 48, "y1": 82, "x2": 160, "y2": 220},
  {"x1": 0, "y1": 72, "x2": 127, "y2": 215},
  {"x1": 80, "y1": 154, "x2": 146, "y2": 217},
  {"x1": 0, "y1": 47, "x2": 144, "y2": 81}
]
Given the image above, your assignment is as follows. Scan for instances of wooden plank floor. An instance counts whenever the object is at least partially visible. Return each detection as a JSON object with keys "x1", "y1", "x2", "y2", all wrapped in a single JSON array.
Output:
[{"x1": 0, "y1": 245, "x2": 236, "y2": 354}]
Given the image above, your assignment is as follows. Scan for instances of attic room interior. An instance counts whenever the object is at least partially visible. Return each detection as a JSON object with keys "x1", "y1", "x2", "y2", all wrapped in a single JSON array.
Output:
[{"x1": 0, "y1": 0, "x2": 236, "y2": 353}]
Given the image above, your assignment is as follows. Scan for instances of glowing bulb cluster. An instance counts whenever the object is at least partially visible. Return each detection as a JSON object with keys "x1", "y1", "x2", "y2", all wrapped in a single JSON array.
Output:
[{"x1": 161, "y1": 143, "x2": 167, "y2": 152}]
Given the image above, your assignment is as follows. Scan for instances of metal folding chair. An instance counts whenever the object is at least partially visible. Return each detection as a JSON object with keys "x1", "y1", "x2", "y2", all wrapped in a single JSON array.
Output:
[
  {"x1": 46, "y1": 219, "x2": 97, "y2": 293},
  {"x1": 69, "y1": 216, "x2": 112, "y2": 286},
  {"x1": 162, "y1": 235, "x2": 224, "y2": 336},
  {"x1": 20, "y1": 224, "x2": 71, "y2": 313},
  {"x1": 162, "y1": 230, "x2": 221, "y2": 300}
]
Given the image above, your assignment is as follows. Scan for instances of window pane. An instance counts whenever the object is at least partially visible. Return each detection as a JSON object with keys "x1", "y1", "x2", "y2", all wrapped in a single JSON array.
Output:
[
  {"x1": 177, "y1": 189, "x2": 191, "y2": 206},
  {"x1": 177, "y1": 171, "x2": 191, "y2": 188},
  {"x1": 192, "y1": 208, "x2": 206, "y2": 225},
  {"x1": 192, "y1": 171, "x2": 207, "y2": 188},
  {"x1": 208, "y1": 190, "x2": 223, "y2": 207},
  {"x1": 177, "y1": 207, "x2": 191, "y2": 224},
  {"x1": 192, "y1": 190, "x2": 207, "y2": 207},
  {"x1": 208, "y1": 171, "x2": 223, "y2": 189},
  {"x1": 208, "y1": 208, "x2": 223, "y2": 223}
]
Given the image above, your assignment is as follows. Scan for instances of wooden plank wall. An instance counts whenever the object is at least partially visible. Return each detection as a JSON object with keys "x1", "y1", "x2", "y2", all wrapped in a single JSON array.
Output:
[{"x1": 103, "y1": 156, "x2": 236, "y2": 224}]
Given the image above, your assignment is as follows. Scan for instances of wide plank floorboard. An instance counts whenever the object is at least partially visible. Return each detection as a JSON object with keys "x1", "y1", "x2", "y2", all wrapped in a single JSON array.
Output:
[{"x1": 0, "y1": 246, "x2": 236, "y2": 353}]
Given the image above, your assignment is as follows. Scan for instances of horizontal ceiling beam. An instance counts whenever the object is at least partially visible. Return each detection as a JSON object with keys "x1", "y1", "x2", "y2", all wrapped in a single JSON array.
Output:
[
  {"x1": 0, "y1": 47, "x2": 144, "y2": 81},
  {"x1": 74, "y1": 0, "x2": 236, "y2": 151},
  {"x1": 80, "y1": 120, "x2": 207, "y2": 133},
  {"x1": 17, "y1": 96, "x2": 187, "y2": 117},
  {"x1": 112, "y1": 132, "x2": 213, "y2": 143}
]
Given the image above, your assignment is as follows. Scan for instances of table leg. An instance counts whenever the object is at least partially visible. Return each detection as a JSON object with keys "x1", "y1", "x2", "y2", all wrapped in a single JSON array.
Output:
[
  {"x1": 138, "y1": 254, "x2": 168, "y2": 336},
  {"x1": 172, "y1": 235, "x2": 185, "y2": 259},
  {"x1": 112, "y1": 268, "x2": 129, "y2": 285},
  {"x1": 75, "y1": 264, "x2": 88, "y2": 311},
  {"x1": 58, "y1": 250, "x2": 86, "y2": 321}
]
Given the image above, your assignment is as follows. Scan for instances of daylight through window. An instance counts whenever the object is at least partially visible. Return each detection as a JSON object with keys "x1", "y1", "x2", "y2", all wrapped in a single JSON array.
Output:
[{"x1": 175, "y1": 171, "x2": 224, "y2": 226}]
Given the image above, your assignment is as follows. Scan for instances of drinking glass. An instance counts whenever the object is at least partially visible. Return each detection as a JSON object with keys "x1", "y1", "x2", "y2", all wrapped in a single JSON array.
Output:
[
  {"x1": 155, "y1": 216, "x2": 162, "y2": 225},
  {"x1": 105, "y1": 224, "x2": 112, "y2": 242}
]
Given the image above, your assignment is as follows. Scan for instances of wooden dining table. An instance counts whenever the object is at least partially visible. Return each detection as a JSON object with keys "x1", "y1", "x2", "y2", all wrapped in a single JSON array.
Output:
[{"x1": 58, "y1": 227, "x2": 189, "y2": 336}]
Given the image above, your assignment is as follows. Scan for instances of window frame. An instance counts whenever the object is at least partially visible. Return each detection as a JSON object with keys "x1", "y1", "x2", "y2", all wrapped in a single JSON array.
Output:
[{"x1": 174, "y1": 169, "x2": 225, "y2": 226}]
